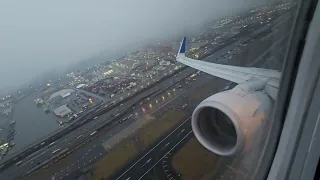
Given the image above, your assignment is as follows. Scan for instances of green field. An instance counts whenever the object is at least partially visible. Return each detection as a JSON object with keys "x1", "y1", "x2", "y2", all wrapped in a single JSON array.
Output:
[
  {"x1": 172, "y1": 138, "x2": 220, "y2": 180},
  {"x1": 138, "y1": 109, "x2": 186, "y2": 148},
  {"x1": 92, "y1": 138, "x2": 139, "y2": 180}
]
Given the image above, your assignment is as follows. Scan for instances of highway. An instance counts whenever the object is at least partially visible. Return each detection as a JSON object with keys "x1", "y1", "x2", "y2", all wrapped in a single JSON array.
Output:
[{"x1": 0, "y1": 8, "x2": 293, "y2": 180}]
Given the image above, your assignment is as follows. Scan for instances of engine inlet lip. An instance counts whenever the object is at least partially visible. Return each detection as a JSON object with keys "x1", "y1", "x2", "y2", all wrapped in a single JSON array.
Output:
[{"x1": 192, "y1": 101, "x2": 244, "y2": 156}]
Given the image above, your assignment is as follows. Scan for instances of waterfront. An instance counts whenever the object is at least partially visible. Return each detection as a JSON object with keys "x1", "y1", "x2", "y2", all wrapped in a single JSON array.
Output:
[{"x1": 10, "y1": 90, "x2": 59, "y2": 153}]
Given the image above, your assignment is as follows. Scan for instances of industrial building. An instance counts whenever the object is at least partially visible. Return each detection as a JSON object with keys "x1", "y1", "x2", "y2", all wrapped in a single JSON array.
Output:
[
  {"x1": 48, "y1": 89, "x2": 74, "y2": 102},
  {"x1": 53, "y1": 105, "x2": 72, "y2": 118}
]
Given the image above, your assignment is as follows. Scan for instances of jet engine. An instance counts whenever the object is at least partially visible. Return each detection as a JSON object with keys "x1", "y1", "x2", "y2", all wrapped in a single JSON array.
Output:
[{"x1": 191, "y1": 80, "x2": 273, "y2": 156}]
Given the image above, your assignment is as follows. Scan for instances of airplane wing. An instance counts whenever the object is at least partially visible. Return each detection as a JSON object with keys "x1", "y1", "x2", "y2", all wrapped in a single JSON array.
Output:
[{"x1": 176, "y1": 37, "x2": 281, "y2": 89}]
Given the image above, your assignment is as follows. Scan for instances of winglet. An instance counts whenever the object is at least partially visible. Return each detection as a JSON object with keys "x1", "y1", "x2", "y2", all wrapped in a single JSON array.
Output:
[{"x1": 177, "y1": 37, "x2": 186, "y2": 57}]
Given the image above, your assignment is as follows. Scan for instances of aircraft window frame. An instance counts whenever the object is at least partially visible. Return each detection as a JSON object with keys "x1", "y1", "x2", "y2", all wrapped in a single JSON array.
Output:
[
  {"x1": 252, "y1": 0, "x2": 320, "y2": 179},
  {"x1": 283, "y1": 2, "x2": 320, "y2": 179},
  {"x1": 290, "y1": 62, "x2": 320, "y2": 180}
]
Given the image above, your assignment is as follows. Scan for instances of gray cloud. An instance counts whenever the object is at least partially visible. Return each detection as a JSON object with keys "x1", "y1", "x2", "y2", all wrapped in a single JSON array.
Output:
[{"x1": 0, "y1": 0, "x2": 269, "y2": 92}]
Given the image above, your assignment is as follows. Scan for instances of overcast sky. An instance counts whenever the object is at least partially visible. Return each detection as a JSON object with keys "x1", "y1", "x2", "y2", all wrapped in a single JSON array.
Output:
[{"x1": 0, "y1": 0, "x2": 269, "y2": 92}]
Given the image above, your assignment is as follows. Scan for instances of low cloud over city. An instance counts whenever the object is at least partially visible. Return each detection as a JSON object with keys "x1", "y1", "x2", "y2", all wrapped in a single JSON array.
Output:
[{"x1": 0, "y1": 0, "x2": 270, "y2": 91}]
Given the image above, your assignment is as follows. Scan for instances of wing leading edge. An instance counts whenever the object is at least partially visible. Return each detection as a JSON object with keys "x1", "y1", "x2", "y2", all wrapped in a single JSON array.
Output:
[{"x1": 176, "y1": 37, "x2": 281, "y2": 89}]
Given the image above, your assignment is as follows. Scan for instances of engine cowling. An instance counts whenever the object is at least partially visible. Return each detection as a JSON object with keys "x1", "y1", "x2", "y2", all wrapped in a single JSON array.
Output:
[{"x1": 191, "y1": 82, "x2": 273, "y2": 156}]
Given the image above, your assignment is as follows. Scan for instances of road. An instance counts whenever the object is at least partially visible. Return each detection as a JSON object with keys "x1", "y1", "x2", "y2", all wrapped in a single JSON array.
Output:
[{"x1": 0, "y1": 8, "x2": 292, "y2": 180}]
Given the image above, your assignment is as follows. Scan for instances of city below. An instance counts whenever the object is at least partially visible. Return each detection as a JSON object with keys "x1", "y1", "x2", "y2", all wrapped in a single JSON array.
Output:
[{"x1": 0, "y1": 2, "x2": 294, "y2": 180}]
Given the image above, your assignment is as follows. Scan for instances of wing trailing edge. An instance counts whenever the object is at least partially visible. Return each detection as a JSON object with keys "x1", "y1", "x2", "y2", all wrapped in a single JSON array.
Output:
[{"x1": 176, "y1": 37, "x2": 280, "y2": 89}]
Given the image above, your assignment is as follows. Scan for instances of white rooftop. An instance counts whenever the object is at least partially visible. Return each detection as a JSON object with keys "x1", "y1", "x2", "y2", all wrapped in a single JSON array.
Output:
[
  {"x1": 76, "y1": 84, "x2": 86, "y2": 89},
  {"x1": 53, "y1": 105, "x2": 72, "y2": 117},
  {"x1": 49, "y1": 89, "x2": 74, "y2": 101}
]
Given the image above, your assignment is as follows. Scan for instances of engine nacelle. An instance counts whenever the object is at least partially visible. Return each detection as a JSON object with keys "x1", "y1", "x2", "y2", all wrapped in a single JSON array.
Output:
[{"x1": 191, "y1": 82, "x2": 273, "y2": 156}]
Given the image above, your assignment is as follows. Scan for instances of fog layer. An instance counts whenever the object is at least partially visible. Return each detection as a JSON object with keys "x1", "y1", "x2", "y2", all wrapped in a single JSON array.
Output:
[{"x1": 0, "y1": 0, "x2": 268, "y2": 91}]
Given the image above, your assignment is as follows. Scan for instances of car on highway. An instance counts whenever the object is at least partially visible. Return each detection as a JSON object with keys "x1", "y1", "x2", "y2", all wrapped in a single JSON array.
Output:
[
  {"x1": 48, "y1": 142, "x2": 56, "y2": 147},
  {"x1": 52, "y1": 149, "x2": 61, "y2": 155},
  {"x1": 15, "y1": 161, "x2": 22, "y2": 166},
  {"x1": 120, "y1": 115, "x2": 131, "y2": 123},
  {"x1": 90, "y1": 131, "x2": 97, "y2": 136}
]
